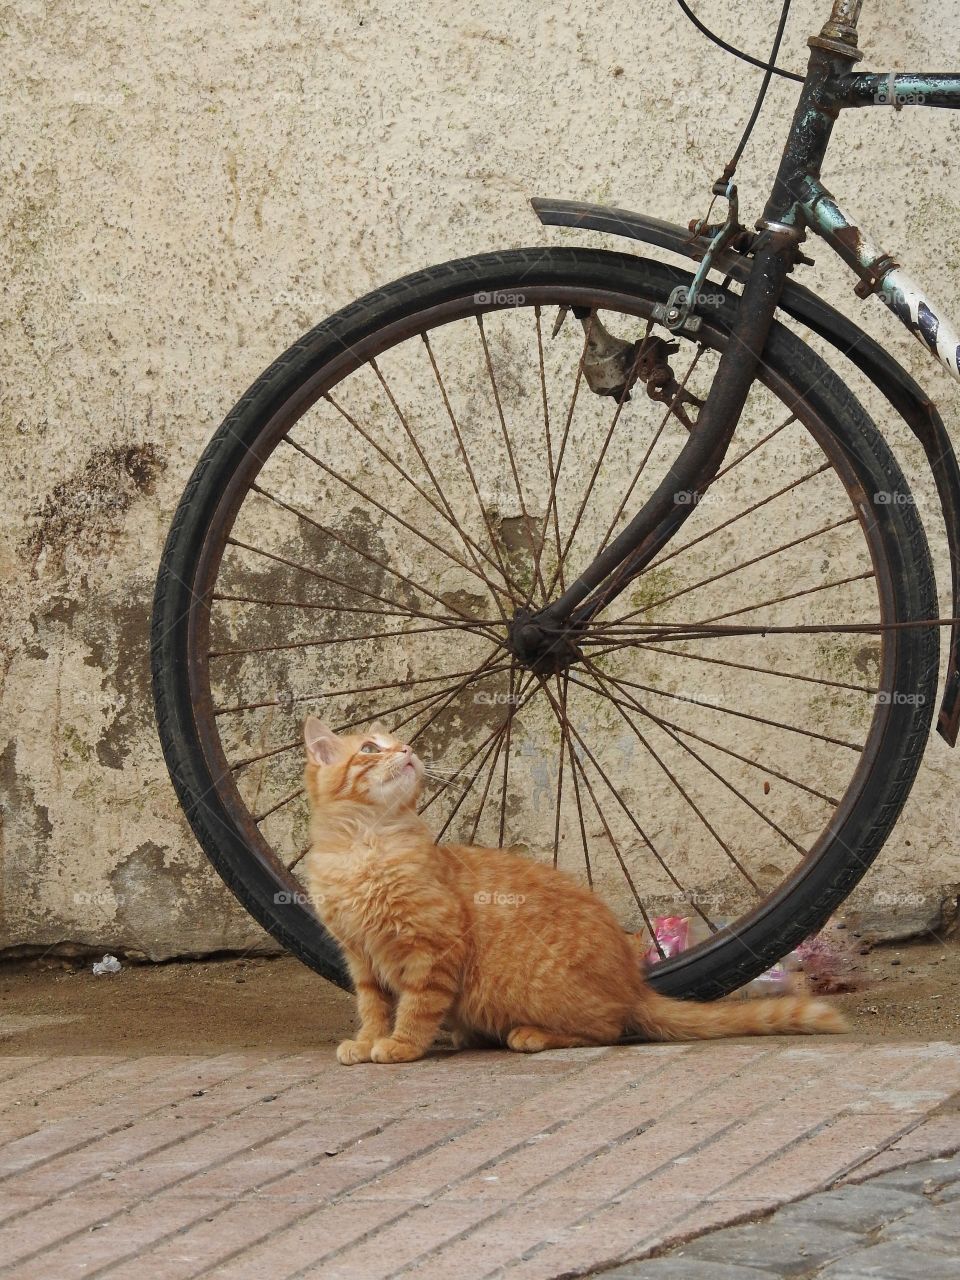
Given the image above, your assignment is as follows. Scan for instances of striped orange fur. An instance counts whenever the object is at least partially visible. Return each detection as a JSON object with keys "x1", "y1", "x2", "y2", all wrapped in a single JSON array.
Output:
[{"x1": 301, "y1": 717, "x2": 847, "y2": 1064}]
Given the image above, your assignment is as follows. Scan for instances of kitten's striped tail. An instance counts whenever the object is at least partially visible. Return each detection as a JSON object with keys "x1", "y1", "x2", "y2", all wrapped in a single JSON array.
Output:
[{"x1": 631, "y1": 988, "x2": 848, "y2": 1041}]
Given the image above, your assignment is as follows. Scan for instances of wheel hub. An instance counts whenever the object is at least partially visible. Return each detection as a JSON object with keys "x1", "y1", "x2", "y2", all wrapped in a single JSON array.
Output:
[{"x1": 506, "y1": 608, "x2": 585, "y2": 676}]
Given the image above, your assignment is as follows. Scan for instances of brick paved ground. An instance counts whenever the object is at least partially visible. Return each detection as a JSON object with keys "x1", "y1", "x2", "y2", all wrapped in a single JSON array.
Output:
[
  {"x1": 603, "y1": 1152, "x2": 960, "y2": 1278},
  {"x1": 0, "y1": 1041, "x2": 956, "y2": 1279}
]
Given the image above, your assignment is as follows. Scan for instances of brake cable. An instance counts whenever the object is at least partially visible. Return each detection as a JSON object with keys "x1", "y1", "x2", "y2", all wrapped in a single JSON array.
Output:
[
  {"x1": 719, "y1": 0, "x2": 796, "y2": 182},
  {"x1": 668, "y1": 0, "x2": 797, "y2": 306},
  {"x1": 672, "y1": 0, "x2": 803, "y2": 83},
  {"x1": 674, "y1": 0, "x2": 798, "y2": 183}
]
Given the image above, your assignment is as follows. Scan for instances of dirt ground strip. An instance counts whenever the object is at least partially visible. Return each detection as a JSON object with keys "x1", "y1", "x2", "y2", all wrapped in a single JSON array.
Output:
[{"x1": 1, "y1": 936, "x2": 959, "y2": 1055}]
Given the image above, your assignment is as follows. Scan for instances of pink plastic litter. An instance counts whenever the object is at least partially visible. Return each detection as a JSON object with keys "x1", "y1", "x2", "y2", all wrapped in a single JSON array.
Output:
[
  {"x1": 645, "y1": 915, "x2": 691, "y2": 963},
  {"x1": 645, "y1": 915, "x2": 801, "y2": 994}
]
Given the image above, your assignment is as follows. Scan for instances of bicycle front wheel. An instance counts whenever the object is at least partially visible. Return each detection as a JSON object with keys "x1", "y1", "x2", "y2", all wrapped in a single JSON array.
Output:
[{"x1": 151, "y1": 248, "x2": 938, "y2": 1000}]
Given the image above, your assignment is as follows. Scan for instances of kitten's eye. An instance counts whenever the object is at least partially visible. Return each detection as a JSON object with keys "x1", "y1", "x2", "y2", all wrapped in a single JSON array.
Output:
[{"x1": 358, "y1": 742, "x2": 380, "y2": 755}]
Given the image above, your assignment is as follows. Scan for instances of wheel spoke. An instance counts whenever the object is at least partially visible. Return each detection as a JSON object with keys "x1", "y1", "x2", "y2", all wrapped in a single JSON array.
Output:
[
  {"x1": 288, "y1": 842, "x2": 311, "y2": 872},
  {"x1": 420, "y1": 672, "x2": 540, "y2": 818},
  {"x1": 404, "y1": 650, "x2": 510, "y2": 744},
  {"x1": 253, "y1": 786, "x2": 305, "y2": 824},
  {"x1": 712, "y1": 411, "x2": 798, "y2": 485},
  {"x1": 213, "y1": 592, "x2": 441, "y2": 620},
  {"x1": 615, "y1": 695, "x2": 840, "y2": 805},
  {"x1": 467, "y1": 720, "x2": 509, "y2": 844},
  {"x1": 575, "y1": 662, "x2": 764, "y2": 891},
  {"x1": 536, "y1": 675, "x2": 709, "y2": 926},
  {"x1": 545, "y1": 331, "x2": 648, "y2": 599},
  {"x1": 421, "y1": 332, "x2": 524, "y2": 602},
  {"x1": 433, "y1": 719, "x2": 512, "y2": 841},
  {"x1": 579, "y1": 616, "x2": 926, "y2": 642},
  {"x1": 634, "y1": 515, "x2": 859, "y2": 618},
  {"x1": 583, "y1": 457, "x2": 837, "y2": 629},
  {"x1": 625, "y1": 640, "x2": 877, "y2": 696},
  {"x1": 531, "y1": 307, "x2": 566, "y2": 596},
  {"x1": 253, "y1": 479, "x2": 501, "y2": 639},
  {"x1": 497, "y1": 660, "x2": 518, "y2": 846},
  {"x1": 333, "y1": 661, "x2": 511, "y2": 735},
  {"x1": 629, "y1": 460, "x2": 833, "y2": 585},
  {"x1": 569, "y1": 665, "x2": 865, "y2": 752},
  {"x1": 214, "y1": 666, "x2": 501, "y2": 717},
  {"x1": 535, "y1": 312, "x2": 595, "y2": 600},
  {"x1": 210, "y1": 620, "x2": 488, "y2": 660},
  {"x1": 699, "y1": 570, "x2": 875, "y2": 627},
  {"x1": 231, "y1": 738, "x2": 301, "y2": 772},
  {"x1": 544, "y1": 676, "x2": 659, "y2": 934},
  {"x1": 359, "y1": 364, "x2": 516, "y2": 621},
  {"x1": 551, "y1": 672, "x2": 569, "y2": 869},
  {"x1": 477, "y1": 316, "x2": 548, "y2": 603},
  {"x1": 222, "y1": 534, "x2": 470, "y2": 631},
  {"x1": 579, "y1": 659, "x2": 809, "y2": 863},
  {"x1": 554, "y1": 673, "x2": 593, "y2": 886}
]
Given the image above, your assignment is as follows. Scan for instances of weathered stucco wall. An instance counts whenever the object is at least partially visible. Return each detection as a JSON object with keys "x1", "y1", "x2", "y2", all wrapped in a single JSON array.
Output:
[{"x1": 2, "y1": 0, "x2": 959, "y2": 959}]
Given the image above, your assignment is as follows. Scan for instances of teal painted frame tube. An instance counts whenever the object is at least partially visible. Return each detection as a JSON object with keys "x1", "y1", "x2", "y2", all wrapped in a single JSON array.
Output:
[{"x1": 798, "y1": 176, "x2": 960, "y2": 383}]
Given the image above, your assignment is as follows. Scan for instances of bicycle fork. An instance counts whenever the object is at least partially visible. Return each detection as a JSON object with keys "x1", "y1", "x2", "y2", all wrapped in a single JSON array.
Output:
[{"x1": 508, "y1": 3, "x2": 865, "y2": 668}]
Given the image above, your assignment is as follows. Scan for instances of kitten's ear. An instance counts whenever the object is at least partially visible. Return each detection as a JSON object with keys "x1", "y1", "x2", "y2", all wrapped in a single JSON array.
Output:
[
  {"x1": 367, "y1": 719, "x2": 392, "y2": 739},
  {"x1": 303, "y1": 717, "x2": 341, "y2": 766}
]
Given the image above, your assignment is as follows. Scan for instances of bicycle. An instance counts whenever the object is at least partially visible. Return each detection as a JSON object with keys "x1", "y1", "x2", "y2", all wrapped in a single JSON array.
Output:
[{"x1": 151, "y1": 0, "x2": 960, "y2": 1002}]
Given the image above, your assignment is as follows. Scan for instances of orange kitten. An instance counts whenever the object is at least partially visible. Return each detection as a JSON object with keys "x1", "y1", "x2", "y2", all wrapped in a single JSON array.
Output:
[{"x1": 301, "y1": 717, "x2": 847, "y2": 1064}]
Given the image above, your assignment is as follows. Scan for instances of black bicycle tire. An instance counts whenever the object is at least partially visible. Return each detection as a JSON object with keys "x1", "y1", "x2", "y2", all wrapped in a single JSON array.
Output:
[{"x1": 150, "y1": 247, "x2": 938, "y2": 1001}]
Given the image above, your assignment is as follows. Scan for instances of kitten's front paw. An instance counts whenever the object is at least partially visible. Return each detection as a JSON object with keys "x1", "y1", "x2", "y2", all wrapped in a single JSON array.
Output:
[
  {"x1": 370, "y1": 1037, "x2": 425, "y2": 1064},
  {"x1": 336, "y1": 1038, "x2": 374, "y2": 1065}
]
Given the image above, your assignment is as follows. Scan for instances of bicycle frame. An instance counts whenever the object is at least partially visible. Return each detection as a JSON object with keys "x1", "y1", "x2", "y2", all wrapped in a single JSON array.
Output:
[{"x1": 521, "y1": 0, "x2": 960, "y2": 734}]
